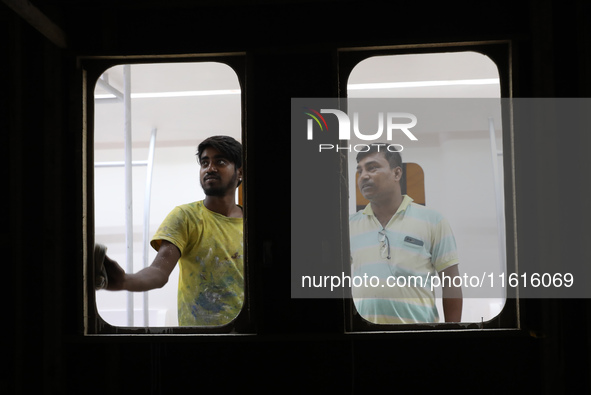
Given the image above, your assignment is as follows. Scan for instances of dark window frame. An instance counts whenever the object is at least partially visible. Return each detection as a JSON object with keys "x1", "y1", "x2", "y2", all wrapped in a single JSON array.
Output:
[
  {"x1": 81, "y1": 53, "x2": 255, "y2": 335},
  {"x1": 337, "y1": 41, "x2": 520, "y2": 333}
]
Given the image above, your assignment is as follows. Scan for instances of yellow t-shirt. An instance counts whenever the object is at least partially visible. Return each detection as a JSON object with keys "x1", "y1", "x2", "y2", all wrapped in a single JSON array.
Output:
[{"x1": 150, "y1": 201, "x2": 243, "y2": 326}]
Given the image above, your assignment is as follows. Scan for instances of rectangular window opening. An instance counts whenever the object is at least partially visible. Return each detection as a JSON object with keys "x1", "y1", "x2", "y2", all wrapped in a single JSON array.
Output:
[
  {"x1": 85, "y1": 57, "x2": 251, "y2": 334},
  {"x1": 338, "y1": 46, "x2": 517, "y2": 332}
]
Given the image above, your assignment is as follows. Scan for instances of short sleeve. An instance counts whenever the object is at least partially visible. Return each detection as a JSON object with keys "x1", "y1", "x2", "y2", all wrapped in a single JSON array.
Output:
[
  {"x1": 150, "y1": 206, "x2": 190, "y2": 254},
  {"x1": 431, "y1": 216, "x2": 459, "y2": 272}
]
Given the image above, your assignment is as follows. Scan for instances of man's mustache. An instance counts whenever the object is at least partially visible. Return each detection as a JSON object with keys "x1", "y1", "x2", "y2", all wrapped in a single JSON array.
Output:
[{"x1": 204, "y1": 173, "x2": 220, "y2": 181}]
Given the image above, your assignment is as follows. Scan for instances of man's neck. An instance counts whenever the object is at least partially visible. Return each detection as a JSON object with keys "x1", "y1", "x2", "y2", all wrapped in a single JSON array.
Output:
[
  {"x1": 203, "y1": 195, "x2": 242, "y2": 218},
  {"x1": 371, "y1": 194, "x2": 404, "y2": 228}
]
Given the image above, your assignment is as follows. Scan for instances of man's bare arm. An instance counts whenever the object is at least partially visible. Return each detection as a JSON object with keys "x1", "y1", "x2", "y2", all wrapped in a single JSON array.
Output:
[
  {"x1": 439, "y1": 264, "x2": 463, "y2": 322},
  {"x1": 104, "y1": 240, "x2": 181, "y2": 292}
]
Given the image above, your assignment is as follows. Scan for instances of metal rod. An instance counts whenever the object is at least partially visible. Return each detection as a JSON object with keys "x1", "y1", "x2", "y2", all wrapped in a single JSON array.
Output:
[
  {"x1": 123, "y1": 65, "x2": 134, "y2": 326},
  {"x1": 142, "y1": 128, "x2": 157, "y2": 326},
  {"x1": 95, "y1": 161, "x2": 148, "y2": 168},
  {"x1": 96, "y1": 77, "x2": 124, "y2": 101},
  {"x1": 488, "y1": 118, "x2": 506, "y2": 268}
]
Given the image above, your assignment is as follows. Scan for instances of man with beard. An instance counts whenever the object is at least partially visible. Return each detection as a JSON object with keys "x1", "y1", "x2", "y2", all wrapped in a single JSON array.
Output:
[
  {"x1": 350, "y1": 143, "x2": 462, "y2": 324},
  {"x1": 98, "y1": 135, "x2": 244, "y2": 326}
]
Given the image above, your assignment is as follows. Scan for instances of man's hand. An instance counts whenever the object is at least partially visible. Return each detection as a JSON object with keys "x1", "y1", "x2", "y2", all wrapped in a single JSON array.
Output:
[{"x1": 104, "y1": 255, "x2": 127, "y2": 291}]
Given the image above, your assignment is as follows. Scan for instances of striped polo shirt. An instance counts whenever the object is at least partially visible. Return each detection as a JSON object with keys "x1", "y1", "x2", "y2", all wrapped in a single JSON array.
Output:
[{"x1": 350, "y1": 195, "x2": 459, "y2": 324}]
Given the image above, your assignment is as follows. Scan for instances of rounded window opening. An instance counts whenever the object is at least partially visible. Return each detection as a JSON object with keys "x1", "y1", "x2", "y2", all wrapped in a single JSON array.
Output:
[
  {"x1": 347, "y1": 51, "x2": 506, "y2": 324},
  {"x1": 93, "y1": 62, "x2": 243, "y2": 327}
]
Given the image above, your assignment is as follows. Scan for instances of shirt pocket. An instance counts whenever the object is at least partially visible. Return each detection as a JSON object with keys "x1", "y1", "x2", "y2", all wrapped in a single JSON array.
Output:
[{"x1": 401, "y1": 235, "x2": 431, "y2": 262}]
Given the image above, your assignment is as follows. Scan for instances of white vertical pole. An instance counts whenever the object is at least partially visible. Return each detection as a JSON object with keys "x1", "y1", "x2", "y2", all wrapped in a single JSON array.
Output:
[
  {"x1": 123, "y1": 64, "x2": 134, "y2": 326},
  {"x1": 489, "y1": 118, "x2": 506, "y2": 267},
  {"x1": 142, "y1": 128, "x2": 157, "y2": 326}
]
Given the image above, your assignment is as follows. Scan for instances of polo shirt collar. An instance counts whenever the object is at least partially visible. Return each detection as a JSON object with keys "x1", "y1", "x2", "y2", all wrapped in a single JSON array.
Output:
[{"x1": 362, "y1": 194, "x2": 414, "y2": 217}]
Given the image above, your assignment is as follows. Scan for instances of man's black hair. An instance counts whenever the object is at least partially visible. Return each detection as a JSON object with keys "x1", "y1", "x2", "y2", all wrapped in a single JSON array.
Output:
[
  {"x1": 355, "y1": 143, "x2": 402, "y2": 169},
  {"x1": 197, "y1": 135, "x2": 243, "y2": 169}
]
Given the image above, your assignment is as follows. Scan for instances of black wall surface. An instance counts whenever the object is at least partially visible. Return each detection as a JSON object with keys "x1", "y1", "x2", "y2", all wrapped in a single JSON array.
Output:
[{"x1": 4, "y1": 0, "x2": 591, "y2": 393}]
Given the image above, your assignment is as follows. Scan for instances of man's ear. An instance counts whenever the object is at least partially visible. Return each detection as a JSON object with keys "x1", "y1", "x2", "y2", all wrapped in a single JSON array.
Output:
[{"x1": 393, "y1": 166, "x2": 403, "y2": 181}]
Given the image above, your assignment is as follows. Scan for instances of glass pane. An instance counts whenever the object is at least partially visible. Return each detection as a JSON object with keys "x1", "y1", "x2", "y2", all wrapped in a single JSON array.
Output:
[
  {"x1": 94, "y1": 62, "x2": 243, "y2": 327},
  {"x1": 347, "y1": 52, "x2": 505, "y2": 324}
]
